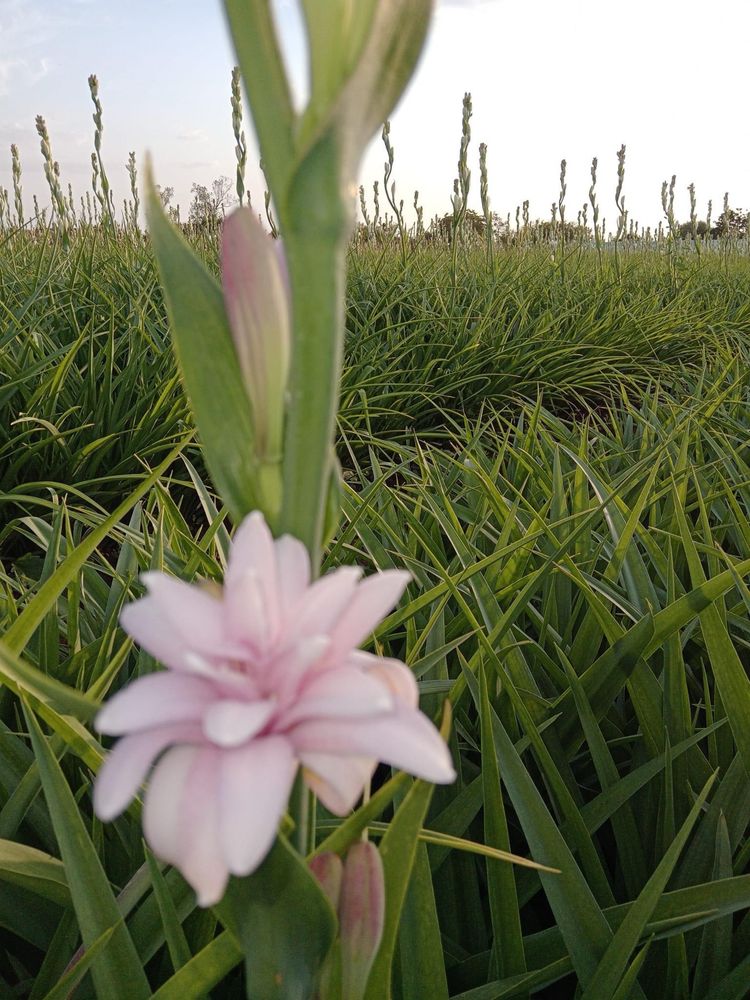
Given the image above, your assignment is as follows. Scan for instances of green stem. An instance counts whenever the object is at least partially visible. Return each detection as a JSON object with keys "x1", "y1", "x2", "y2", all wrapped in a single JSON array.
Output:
[
  {"x1": 291, "y1": 771, "x2": 310, "y2": 856},
  {"x1": 280, "y1": 233, "x2": 345, "y2": 567}
]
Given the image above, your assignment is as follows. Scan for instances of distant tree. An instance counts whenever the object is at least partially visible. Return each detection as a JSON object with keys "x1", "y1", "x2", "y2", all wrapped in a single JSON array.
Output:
[
  {"x1": 429, "y1": 208, "x2": 487, "y2": 241},
  {"x1": 678, "y1": 220, "x2": 708, "y2": 239},
  {"x1": 188, "y1": 176, "x2": 235, "y2": 229},
  {"x1": 710, "y1": 207, "x2": 747, "y2": 238}
]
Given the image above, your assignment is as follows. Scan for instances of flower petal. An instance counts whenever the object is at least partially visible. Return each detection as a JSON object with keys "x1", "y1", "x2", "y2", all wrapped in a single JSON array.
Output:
[
  {"x1": 327, "y1": 571, "x2": 410, "y2": 658},
  {"x1": 290, "y1": 706, "x2": 456, "y2": 784},
  {"x1": 271, "y1": 635, "x2": 331, "y2": 702},
  {"x1": 226, "y1": 512, "x2": 280, "y2": 632},
  {"x1": 225, "y1": 568, "x2": 275, "y2": 651},
  {"x1": 218, "y1": 736, "x2": 297, "y2": 876},
  {"x1": 291, "y1": 566, "x2": 362, "y2": 640},
  {"x1": 118, "y1": 596, "x2": 190, "y2": 672},
  {"x1": 143, "y1": 745, "x2": 228, "y2": 906},
  {"x1": 349, "y1": 652, "x2": 419, "y2": 708},
  {"x1": 274, "y1": 533, "x2": 311, "y2": 614},
  {"x1": 280, "y1": 668, "x2": 392, "y2": 728},
  {"x1": 202, "y1": 699, "x2": 275, "y2": 748},
  {"x1": 137, "y1": 571, "x2": 227, "y2": 651},
  {"x1": 95, "y1": 673, "x2": 214, "y2": 736},
  {"x1": 302, "y1": 753, "x2": 375, "y2": 814},
  {"x1": 93, "y1": 723, "x2": 202, "y2": 821}
]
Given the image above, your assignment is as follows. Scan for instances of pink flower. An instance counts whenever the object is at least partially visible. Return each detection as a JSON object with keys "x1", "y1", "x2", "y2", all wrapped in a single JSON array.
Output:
[{"x1": 93, "y1": 512, "x2": 455, "y2": 906}]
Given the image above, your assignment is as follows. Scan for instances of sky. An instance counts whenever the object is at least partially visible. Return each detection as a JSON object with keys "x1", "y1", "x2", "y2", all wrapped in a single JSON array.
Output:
[{"x1": 1, "y1": 0, "x2": 748, "y2": 230}]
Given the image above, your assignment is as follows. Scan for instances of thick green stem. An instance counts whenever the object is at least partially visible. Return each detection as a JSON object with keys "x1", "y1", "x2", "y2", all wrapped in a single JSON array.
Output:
[
  {"x1": 280, "y1": 233, "x2": 345, "y2": 568},
  {"x1": 279, "y1": 136, "x2": 350, "y2": 569}
]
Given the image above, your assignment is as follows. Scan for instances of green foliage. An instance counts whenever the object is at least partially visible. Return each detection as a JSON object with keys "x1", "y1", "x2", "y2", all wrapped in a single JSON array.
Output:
[{"x1": 2, "y1": 225, "x2": 750, "y2": 997}]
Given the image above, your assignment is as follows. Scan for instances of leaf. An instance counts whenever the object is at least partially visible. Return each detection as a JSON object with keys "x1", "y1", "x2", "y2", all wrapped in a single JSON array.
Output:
[
  {"x1": 0, "y1": 641, "x2": 97, "y2": 722},
  {"x1": 216, "y1": 835, "x2": 337, "y2": 1000},
  {"x1": 2, "y1": 440, "x2": 187, "y2": 656},
  {"x1": 396, "y1": 842, "x2": 449, "y2": 1000},
  {"x1": 24, "y1": 705, "x2": 150, "y2": 999},
  {"x1": 479, "y1": 667, "x2": 526, "y2": 980},
  {"x1": 363, "y1": 773, "x2": 438, "y2": 1000},
  {"x1": 145, "y1": 845, "x2": 193, "y2": 973},
  {"x1": 151, "y1": 931, "x2": 243, "y2": 1000},
  {"x1": 145, "y1": 166, "x2": 259, "y2": 522},
  {"x1": 0, "y1": 838, "x2": 69, "y2": 907},
  {"x1": 40, "y1": 926, "x2": 115, "y2": 1000},
  {"x1": 579, "y1": 772, "x2": 715, "y2": 1000}
]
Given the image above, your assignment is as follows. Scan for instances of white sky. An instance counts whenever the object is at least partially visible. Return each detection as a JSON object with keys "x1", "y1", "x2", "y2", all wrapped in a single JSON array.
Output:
[{"x1": 1, "y1": 0, "x2": 748, "y2": 229}]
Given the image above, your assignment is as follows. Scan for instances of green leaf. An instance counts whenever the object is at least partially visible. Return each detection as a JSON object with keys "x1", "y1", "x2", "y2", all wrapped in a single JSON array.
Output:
[
  {"x1": 216, "y1": 835, "x2": 337, "y2": 1000},
  {"x1": 396, "y1": 842, "x2": 449, "y2": 1000},
  {"x1": 479, "y1": 667, "x2": 526, "y2": 980},
  {"x1": 151, "y1": 930, "x2": 243, "y2": 1000},
  {"x1": 40, "y1": 925, "x2": 116, "y2": 1000},
  {"x1": 487, "y1": 706, "x2": 627, "y2": 991},
  {"x1": 0, "y1": 838, "x2": 69, "y2": 907},
  {"x1": 24, "y1": 705, "x2": 151, "y2": 1000},
  {"x1": 0, "y1": 640, "x2": 96, "y2": 722},
  {"x1": 145, "y1": 166, "x2": 260, "y2": 523},
  {"x1": 364, "y1": 772, "x2": 440, "y2": 1000},
  {"x1": 2, "y1": 440, "x2": 187, "y2": 656},
  {"x1": 579, "y1": 773, "x2": 715, "y2": 1000},
  {"x1": 673, "y1": 488, "x2": 750, "y2": 779},
  {"x1": 145, "y1": 845, "x2": 193, "y2": 973}
]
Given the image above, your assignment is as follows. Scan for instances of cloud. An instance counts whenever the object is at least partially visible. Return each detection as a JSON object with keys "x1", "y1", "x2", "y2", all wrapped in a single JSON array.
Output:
[
  {"x1": 0, "y1": 0, "x2": 54, "y2": 95},
  {"x1": 178, "y1": 128, "x2": 209, "y2": 142}
]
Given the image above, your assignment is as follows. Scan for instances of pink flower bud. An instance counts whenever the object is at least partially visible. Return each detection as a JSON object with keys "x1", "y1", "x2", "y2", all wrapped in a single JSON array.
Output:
[
  {"x1": 309, "y1": 851, "x2": 344, "y2": 912},
  {"x1": 339, "y1": 841, "x2": 385, "y2": 1000},
  {"x1": 221, "y1": 207, "x2": 289, "y2": 462}
]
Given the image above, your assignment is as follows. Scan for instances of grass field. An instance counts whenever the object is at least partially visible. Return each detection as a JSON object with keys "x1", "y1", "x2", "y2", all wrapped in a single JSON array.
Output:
[{"x1": 2, "y1": 219, "x2": 750, "y2": 998}]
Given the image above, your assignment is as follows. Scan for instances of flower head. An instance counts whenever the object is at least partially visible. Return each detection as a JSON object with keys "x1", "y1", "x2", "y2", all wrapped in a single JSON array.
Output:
[{"x1": 94, "y1": 512, "x2": 455, "y2": 906}]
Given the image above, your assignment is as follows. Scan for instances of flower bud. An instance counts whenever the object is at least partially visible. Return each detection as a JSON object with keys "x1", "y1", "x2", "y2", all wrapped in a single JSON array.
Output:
[
  {"x1": 339, "y1": 841, "x2": 385, "y2": 1000},
  {"x1": 221, "y1": 207, "x2": 290, "y2": 464}
]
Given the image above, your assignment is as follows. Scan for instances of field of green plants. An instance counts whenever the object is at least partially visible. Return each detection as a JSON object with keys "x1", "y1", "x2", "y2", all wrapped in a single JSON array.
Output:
[
  {"x1": 2, "y1": 216, "x2": 750, "y2": 998},
  {"x1": 3, "y1": 58, "x2": 750, "y2": 997}
]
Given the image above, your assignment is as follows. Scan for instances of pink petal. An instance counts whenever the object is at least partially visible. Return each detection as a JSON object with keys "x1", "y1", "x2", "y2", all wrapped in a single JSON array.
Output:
[
  {"x1": 327, "y1": 571, "x2": 410, "y2": 659},
  {"x1": 280, "y1": 668, "x2": 392, "y2": 728},
  {"x1": 349, "y1": 652, "x2": 419, "y2": 708},
  {"x1": 226, "y1": 513, "x2": 279, "y2": 622},
  {"x1": 224, "y1": 568, "x2": 275, "y2": 651},
  {"x1": 290, "y1": 706, "x2": 456, "y2": 785},
  {"x1": 95, "y1": 672, "x2": 214, "y2": 736},
  {"x1": 93, "y1": 722, "x2": 203, "y2": 821},
  {"x1": 271, "y1": 636, "x2": 331, "y2": 703},
  {"x1": 138, "y1": 572, "x2": 227, "y2": 651},
  {"x1": 291, "y1": 567, "x2": 362, "y2": 640},
  {"x1": 218, "y1": 736, "x2": 297, "y2": 876},
  {"x1": 274, "y1": 534, "x2": 311, "y2": 614},
  {"x1": 302, "y1": 753, "x2": 375, "y2": 814},
  {"x1": 202, "y1": 699, "x2": 275, "y2": 748},
  {"x1": 227, "y1": 511, "x2": 275, "y2": 582},
  {"x1": 118, "y1": 597, "x2": 189, "y2": 671},
  {"x1": 143, "y1": 745, "x2": 228, "y2": 906}
]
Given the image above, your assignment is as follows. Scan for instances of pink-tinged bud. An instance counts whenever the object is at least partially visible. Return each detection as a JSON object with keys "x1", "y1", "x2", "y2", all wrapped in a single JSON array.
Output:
[
  {"x1": 221, "y1": 207, "x2": 290, "y2": 462},
  {"x1": 309, "y1": 851, "x2": 344, "y2": 912},
  {"x1": 339, "y1": 841, "x2": 385, "y2": 1000}
]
